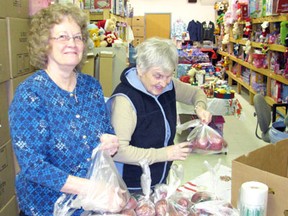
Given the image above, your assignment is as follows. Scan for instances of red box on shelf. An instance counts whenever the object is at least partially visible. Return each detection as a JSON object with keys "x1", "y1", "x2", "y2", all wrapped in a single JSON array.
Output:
[
  {"x1": 214, "y1": 92, "x2": 235, "y2": 99},
  {"x1": 277, "y1": 0, "x2": 288, "y2": 13}
]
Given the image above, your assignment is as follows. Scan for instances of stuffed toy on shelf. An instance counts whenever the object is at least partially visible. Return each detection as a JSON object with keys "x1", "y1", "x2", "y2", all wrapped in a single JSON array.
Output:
[
  {"x1": 97, "y1": 17, "x2": 117, "y2": 36},
  {"x1": 187, "y1": 64, "x2": 206, "y2": 85},
  {"x1": 103, "y1": 33, "x2": 117, "y2": 47},
  {"x1": 243, "y1": 40, "x2": 252, "y2": 62},
  {"x1": 96, "y1": 17, "x2": 123, "y2": 47},
  {"x1": 260, "y1": 21, "x2": 269, "y2": 43},
  {"x1": 243, "y1": 18, "x2": 252, "y2": 39},
  {"x1": 88, "y1": 27, "x2": 105, "y2": 48},
  {"x1": 87, "y1": 23, "x2": 106, "y2": 49},
  {"x1": 232, "y1": 21, "x2": 240, "y2": 39}
]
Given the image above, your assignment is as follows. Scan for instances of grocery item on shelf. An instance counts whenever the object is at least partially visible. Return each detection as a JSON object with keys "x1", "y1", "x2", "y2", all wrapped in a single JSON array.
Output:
[{"x1": 216, "y1": 13, "x2": 288, "y2": 106}]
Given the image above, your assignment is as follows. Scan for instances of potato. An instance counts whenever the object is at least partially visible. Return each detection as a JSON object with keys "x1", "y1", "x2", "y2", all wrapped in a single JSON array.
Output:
[
  {"x1": 123, "y1": 196, "x2": 138, "y2": 210},
  {"x1": 120, "y1": 208, "x2": 136, "y2": 216},
  {"x1": 177, "y1": 197, "x2": 190, "y2": 208},
  {"x1": 155, "y1": 199, "x2": 168, "y2": 216},
  {"x1": 135, "y1": 202, "x2": 155, "y2": 216}
]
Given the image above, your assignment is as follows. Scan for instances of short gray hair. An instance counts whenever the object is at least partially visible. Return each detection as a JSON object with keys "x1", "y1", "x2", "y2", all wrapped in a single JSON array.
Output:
[{"x1": 135, "y1": 37, "x2": 178, "y2": 74}]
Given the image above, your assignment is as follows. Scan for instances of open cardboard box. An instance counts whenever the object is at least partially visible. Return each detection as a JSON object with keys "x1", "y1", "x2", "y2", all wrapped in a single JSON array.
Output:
[{"x1": 231, "y1": 138, "x2": 288, "y2": 216}]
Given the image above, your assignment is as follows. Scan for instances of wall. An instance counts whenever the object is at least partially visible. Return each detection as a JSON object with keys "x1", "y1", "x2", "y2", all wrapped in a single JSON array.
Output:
[{"x1": 130, "y1": 0, "x2": 216, "y2": 26}]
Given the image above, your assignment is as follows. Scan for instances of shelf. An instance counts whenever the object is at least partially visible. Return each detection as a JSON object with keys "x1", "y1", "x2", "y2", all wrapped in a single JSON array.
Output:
[
  {"x1": 218, "y1": 14, "x2": 288, "y2": 106},
  {"x1": 265, "y1": 96, "x2": 287, "y2": 116},
  {"x1": 251, "y1": 42, "x2": 286, "y2": 52},
  {"x1": 268, "y1": 71, "x2": 288, "y2": 85},
  {"x1": 219, "y1": 53, "x2": 288, "y2": 85},
  {"x1": 226, "y1": 70, "x2": 255, "y2": 104},
  {"x1": 268, "y1": 44, "x2": 287, "y2": 52},
  {"x1": 218, "y1": 50, "x2": 229, "y2": 57},
  {"x1": 251, "y1": 15, "x2": 288, "y2": 23},
  {"x1": 226, "y1": 70, "x2": 250, "y2": 90},
  {"x1": 110, "y1": 14, "x2": 128, "y2": 23},
  {"x1": 229, "y1": 38, "x2": 287, "y2": 52},
  {"x1": 86, "y1": 9, "x2": 110, "y2": 21}
]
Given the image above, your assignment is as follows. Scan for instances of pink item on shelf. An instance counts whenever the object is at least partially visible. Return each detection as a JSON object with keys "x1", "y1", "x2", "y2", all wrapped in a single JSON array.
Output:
[
  {"x1": 271, "y1": 80, "x2": 282, "y2": 103},
  {"x1": 252, "y1": 53, "x2": 266, "y2": 68}
]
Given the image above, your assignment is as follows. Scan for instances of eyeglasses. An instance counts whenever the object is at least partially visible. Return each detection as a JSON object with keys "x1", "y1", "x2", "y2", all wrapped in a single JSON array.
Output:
[{"x1": 50, "y1": 34, "x2": 84, "y2": 43}]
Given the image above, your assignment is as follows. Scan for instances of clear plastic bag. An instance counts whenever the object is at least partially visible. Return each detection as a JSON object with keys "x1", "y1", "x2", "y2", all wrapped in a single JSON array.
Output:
[
  {"x1": 178, "y1": 119, "x2": 227, "y2": 154},
  {"x1": 134, "y1": 159, "x2": 156, "y2": 216},
  {"x1": 191, "y1": 200, "x2": 239, "y2": 216},
  {"x1": 54, "y1": 147, "x2": 130, "y2": 216},
  {"x1": 153, "y1": 164, "x2": 188, "y2": 216}
]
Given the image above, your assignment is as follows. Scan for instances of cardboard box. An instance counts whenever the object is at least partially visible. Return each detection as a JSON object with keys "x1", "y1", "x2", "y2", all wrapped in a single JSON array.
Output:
[
  {"x1": 0, "y1": 19, "x2": 10, "y2": 83},
  {"x1": 0, "y1": 81, "x2": 10, "y2": 147},
  {"x1": 0, "y1": 195, "x2": 18, "y2": 216},
  {"x1": 98, "y1": 51, "x2": 114, "y2": 97},
  {"x1": 132, "y1": 36, "x2": 144, "y2": 47},
  {"x1": 94, "y1": 46, "x2": 127, "y2": 90},
  {"x1": 132, "y1": 16, "x2": 144, "y2": 27},
  {"x1": 0, "y1": 0, "x2": 29, "y2": 18},
  {"x1": 0, "y1": 141, "x2": 16, "y2": 210},
  {"x1": 7, "y1": 17, "x2": 33, "y2": 78},
  {"x1": 231, "y1": 138, "x2": 288, "y2": 216},
  {"x1": 82, "y1": 55, "x2": 95, "y2": 77},
  {"x1": 132, "y1": 26, "x2": 145, "y2": 37}
]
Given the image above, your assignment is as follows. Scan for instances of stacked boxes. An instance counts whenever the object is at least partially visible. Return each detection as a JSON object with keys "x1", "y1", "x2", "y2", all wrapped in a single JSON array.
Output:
[
  {"x1": 7, "y1": 17, "x2": 34, "y2": 79},
  {"x1": 0, "y1": 82, "x2": 10, "y2": 146},
  {"x1": 0, "y1": 20, "x2": 9, "y2": 83},
  {"x1": 0, "y1": 196, "x2": 18, "y2": 216},
  {"x1": 131, "y1": 16, "x2": 145, "y2": 47},
  {"x1": 0, "y1": 0, "x2": 32, "y2": 215},
  {"x1": 0, "y1": 0, "x2": 29, "y2": 18},
  {"x1": 0, "y1": 141, "x2": 16, "y2": 213}
]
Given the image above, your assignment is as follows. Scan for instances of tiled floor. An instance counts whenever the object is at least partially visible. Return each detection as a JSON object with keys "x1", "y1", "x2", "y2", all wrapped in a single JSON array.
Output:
[{"x1": 174, "y1": 89, "x2": 267, "y2": 183}]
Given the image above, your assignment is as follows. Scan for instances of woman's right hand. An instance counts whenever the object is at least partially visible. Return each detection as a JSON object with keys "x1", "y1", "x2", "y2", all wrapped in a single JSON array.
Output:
[
  {"x1": 79, "y1": 179, "x2": 128, "y2": 213},
  {"x1": 166, "y1": 142, "x2": 192, "y2": 161},
  {"x1": 99, "y1": 133, "x2": 119, "y2": 156}
]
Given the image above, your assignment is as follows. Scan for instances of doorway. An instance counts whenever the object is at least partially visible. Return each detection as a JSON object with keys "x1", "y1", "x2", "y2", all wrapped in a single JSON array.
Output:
[{"x1": 145, "y1": 13, "x2": 171, "y2": 39}]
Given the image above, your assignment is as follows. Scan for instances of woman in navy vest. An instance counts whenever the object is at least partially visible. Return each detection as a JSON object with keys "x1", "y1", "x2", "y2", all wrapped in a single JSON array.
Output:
[{"x1": 107, "y1": 37, "x2": 212, "y2": 192}]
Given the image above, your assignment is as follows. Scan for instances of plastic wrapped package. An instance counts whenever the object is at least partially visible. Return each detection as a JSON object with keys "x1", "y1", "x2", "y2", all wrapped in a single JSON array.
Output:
[
  {"x1": 134, "y1": 159, "x2": 156, "y2": 216},
  {"x1": 53, "y1": 147, "x2": 131, "y2": 216},
  {"x1": 191, "y1": 200, "x2": 239, "y2": 216},
  {"x1": 177, "y1": 119, "x2": 227, "y2": 154}
]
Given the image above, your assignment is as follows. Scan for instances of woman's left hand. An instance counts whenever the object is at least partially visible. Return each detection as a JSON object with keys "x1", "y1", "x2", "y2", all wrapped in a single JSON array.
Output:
[
  {"x1": 99, "y1": 134, "x2": 119, "y2": 156},
  {"x1": 195, "y1": 107, "x2": 212, "y2": 124}
]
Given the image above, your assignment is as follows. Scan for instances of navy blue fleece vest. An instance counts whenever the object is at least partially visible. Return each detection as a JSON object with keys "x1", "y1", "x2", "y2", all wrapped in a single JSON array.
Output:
[{"x1": 112, "y1": 70, "x2": 177, "y2": 189}]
